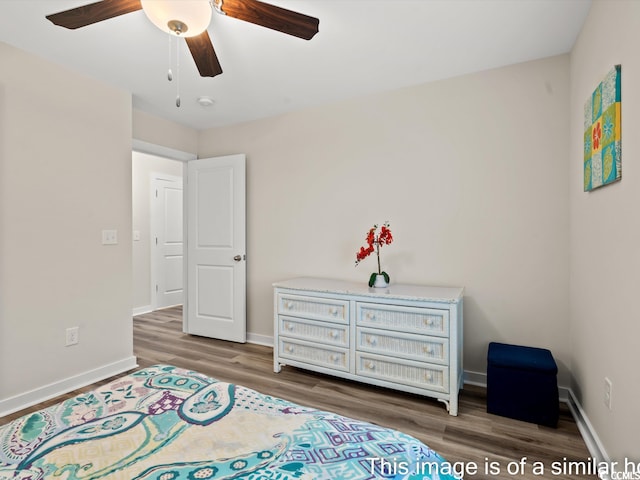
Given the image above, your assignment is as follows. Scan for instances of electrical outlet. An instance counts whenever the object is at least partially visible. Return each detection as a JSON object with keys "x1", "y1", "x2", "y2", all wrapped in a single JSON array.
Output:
[
  {"x1": 604, "y1": 377, "x2": 612, "y2": 410},
  {"x1": 66, "y1": 327, "x2": 79, "y2": 346}
]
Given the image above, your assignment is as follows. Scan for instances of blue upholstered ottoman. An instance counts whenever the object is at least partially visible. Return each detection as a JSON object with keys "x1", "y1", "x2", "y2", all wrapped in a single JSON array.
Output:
[{"x1": 487, "y1": 342, "x2": 559, "y2": 427}]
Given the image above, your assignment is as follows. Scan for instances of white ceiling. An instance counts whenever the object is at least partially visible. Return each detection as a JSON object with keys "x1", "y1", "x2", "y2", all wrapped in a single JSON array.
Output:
[{"x1": 0, "y1": 0, "x2": 591, "y2": 131}]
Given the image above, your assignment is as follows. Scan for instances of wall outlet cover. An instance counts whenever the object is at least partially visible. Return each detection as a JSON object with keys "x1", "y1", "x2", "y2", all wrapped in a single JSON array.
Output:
[{"x1": 66, "y1": 327, "x2": 79, "y2": 346}]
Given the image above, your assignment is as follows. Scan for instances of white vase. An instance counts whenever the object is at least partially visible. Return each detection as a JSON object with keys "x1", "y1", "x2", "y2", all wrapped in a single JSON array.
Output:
[{"x1": 372, "y1": 274, "x2": 389, "y2": 288}]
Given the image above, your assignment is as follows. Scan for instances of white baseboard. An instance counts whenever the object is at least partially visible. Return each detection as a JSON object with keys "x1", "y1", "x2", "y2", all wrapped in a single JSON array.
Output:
[
  {"x1": 566, "y1": 389, "x2": 610, "y2": 478},
  {"x1": 462, "y1": 369, "x2": 487, "y2": 387},
  {"x1": 0, "y1": 356, "x2": 138, "y2": 417},
  {"x1": 132, "y1": 305, "x2": 153, "y2": 316},
  {"x1": 247, "y1": 333, "x2": 274, "y2": 347}
]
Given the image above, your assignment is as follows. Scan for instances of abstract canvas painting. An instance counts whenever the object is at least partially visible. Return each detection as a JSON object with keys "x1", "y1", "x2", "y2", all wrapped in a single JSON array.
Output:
[{"x1": 584, "y1": 65, "x2": 621, "y2": 191}]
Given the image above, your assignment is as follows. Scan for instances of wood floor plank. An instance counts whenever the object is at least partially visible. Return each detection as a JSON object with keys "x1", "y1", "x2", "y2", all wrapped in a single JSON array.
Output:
[{"x1": 1, "y1": 306, "x2": 597, "y2": 479}]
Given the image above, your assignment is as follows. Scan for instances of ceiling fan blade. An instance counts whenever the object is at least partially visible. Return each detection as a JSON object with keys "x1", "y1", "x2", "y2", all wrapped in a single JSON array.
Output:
[
  {"x1": 185, "y1": 31, "x2": 224, "y2": 78},
  {"x1": 46, "y1": 0, "x2": 142, "y2": 29},
  {"x1": 217, "y1": 0, "x2": 319, "y2": 40}
]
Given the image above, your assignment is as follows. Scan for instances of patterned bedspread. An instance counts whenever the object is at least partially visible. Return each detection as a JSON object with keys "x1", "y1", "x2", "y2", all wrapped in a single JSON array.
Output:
[{"x1": 1, "y1": 365, "x2": 457, "y2": 479}]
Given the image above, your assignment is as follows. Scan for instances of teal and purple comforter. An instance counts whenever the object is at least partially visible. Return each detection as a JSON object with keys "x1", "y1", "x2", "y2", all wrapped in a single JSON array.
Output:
[{"x1": 1, "y1": 365, "x2": 457, "y2": 479}]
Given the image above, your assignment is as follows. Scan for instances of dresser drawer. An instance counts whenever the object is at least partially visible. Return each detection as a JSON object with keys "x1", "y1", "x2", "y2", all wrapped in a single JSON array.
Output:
[
  {"x1": 279, "y1": 338, "x2": 349, "y2": 372},
  {"x1": 356, "y1": 353, "x2": 449, "y2": 393},
  {"x1": 356, "y1": 302, "x2": 449, "y2": 337},
  {"x1": 279, "y1": 315, "x2": 348, "y2": 347},
  {"x1": 278, "y1": 294, "x2": 349, "y2": 324},
  {"x1": 356, "y1": 327, "x2": 448, "y2": 365}
]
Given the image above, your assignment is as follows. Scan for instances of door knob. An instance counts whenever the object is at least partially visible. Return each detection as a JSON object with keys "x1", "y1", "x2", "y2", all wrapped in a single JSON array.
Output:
[{"x1": 233, "y1": 255, "x2": 242, "y2": 262}]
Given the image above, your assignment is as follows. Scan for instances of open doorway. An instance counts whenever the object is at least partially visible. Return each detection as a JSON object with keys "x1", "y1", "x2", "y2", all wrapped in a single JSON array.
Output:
[{"x1": 132, "y1": 148, "x2": 188, "y2": 315}]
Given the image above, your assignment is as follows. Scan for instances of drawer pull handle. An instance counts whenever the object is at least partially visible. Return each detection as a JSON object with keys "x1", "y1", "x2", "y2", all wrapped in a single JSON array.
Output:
[
  {"x1": 286, "y1": 323, "x2": 294, "y2": 331},
  {"x1": 424, "y1": 318, "x2": 434, "y2": 326},
  {"x1": 366, "y1": 312, "x2": 376, "y2": 320},
  {"x1": 285, "y1": 301, "x2": 294, "y2": 310},
  {"x1": 286, "y1": 345, "x2": 294, "y2": 353},
  {"x1": 329, "y1": 354, "x2": 339, "y2": 362},
  {"x1": 329, "y1": 330, "x2": 338, "y2": 338},
  {"x1": 365, "y1": 361, "x2": 375, "y2": 370},
  {"x1": 329, "y1": 307, "x2": 339, "y2": 316},
  {"x1": 425, "y1": 373, "x2": 433, "y2": 382},
  {"x1": 423, "y1": 346, "x2": 434, "y2": 355},
  {"x1": 367, "y1": 336, "x2": 378, "y2": 346}
]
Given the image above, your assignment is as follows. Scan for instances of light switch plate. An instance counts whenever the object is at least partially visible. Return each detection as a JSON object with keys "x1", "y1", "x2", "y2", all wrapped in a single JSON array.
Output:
[{"x1": 102, "y1": 229, "x2": 118, "y2": 245}]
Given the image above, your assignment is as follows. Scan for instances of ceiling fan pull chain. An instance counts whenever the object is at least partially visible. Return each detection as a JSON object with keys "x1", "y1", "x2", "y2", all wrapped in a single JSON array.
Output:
[
  {"x1": 176, "y1": 39, "x2": 181, "y2": 108},
  {"x1": 167, "y1": 35, "x2": 173, "y2": 82}
]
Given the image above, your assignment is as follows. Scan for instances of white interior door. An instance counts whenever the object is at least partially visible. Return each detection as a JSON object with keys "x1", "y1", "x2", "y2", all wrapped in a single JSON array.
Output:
[
  {"x1": 152, "y1": 175, "x2": 183, "y2": 309},
  {"x1": 185, "y1": 154, "x2": 246, "y2": 342}
]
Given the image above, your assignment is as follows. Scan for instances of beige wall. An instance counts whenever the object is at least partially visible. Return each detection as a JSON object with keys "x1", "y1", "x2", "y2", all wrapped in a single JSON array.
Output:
[
  {"x1": 0, "y1": 42, "x2": 134, "y2": 403},
  {"x1": 132, "y1": 151, "x2": 184, "y2": 311},
  {"x1": 570, "y1": 0, "x2": 640, "y2": 461},
  {"x1": 133, "y1": 110, "x2": 198, "y2": 155},
  {"x1": 198, "y1": 55, "x2": 572, "y2": 383}
]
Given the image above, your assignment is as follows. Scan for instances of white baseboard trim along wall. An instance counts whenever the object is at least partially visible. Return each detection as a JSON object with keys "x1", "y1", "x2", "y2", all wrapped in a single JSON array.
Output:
[
  {"x1": 133, "y1": 305, "x2": 153, "y2": 316},
  {"x1": 246, "y1": 332, "x2": 274, "y2": 347},
  {"x1": 0, "y1": 356, "x2": 138, "y2": 418},
  {"x1": 565, "y1": 390, "x2": 611, "y2": 480}
]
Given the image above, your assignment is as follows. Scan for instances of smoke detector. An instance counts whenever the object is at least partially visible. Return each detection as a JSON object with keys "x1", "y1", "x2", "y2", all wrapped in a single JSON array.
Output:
[{"x1": 197, "y1": 96, "x2": 215, "y2": 107}]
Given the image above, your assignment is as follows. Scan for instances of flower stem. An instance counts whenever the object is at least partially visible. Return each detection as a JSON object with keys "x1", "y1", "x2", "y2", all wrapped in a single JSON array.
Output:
[{"x1": 376, "y1": 242, "x2": 381, "y2": 274}]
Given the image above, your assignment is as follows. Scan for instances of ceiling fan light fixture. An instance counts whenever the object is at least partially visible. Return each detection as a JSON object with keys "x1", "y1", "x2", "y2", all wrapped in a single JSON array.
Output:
[{"x1": 141, "y1": 0, "x2": 212, "y2": 37}]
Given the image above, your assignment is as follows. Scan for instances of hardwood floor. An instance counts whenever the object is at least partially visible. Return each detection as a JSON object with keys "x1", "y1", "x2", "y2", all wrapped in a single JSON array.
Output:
[{"x1": 2, "y1": 306, "x2": 596, "y2": 479}]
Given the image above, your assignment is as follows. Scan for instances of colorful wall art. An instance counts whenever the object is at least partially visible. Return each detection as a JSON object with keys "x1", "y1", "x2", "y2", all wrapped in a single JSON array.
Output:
[{"x1": 584, "y1": 65, "x2": 621, "y2": 191}]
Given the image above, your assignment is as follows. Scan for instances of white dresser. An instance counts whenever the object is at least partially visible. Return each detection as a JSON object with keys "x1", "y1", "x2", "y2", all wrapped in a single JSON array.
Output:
[{"x1": 273, "y1": 277, "x2": 464, "y2": 416}]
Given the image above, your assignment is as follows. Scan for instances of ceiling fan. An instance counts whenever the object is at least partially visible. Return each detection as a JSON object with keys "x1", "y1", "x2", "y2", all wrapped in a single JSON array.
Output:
[{"x1": 46, "y1": 0, "x2": 320, "y2": 78}]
